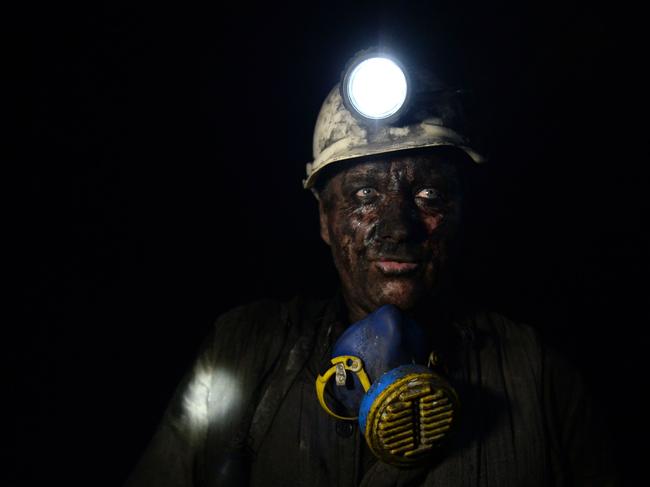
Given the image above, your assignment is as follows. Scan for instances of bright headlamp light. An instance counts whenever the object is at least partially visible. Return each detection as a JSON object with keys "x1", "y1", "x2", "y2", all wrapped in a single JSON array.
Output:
[{"x1": 341, "y1": 52, "x2": 410, "y2": 123}]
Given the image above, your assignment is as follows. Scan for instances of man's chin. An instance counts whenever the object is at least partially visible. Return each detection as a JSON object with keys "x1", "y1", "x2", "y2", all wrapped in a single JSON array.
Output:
[{"x1": 371, "y1": 280, "x2": 426, "y2": 311}]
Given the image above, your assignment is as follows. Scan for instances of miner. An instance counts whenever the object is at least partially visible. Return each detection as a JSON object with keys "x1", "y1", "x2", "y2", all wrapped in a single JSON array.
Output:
[{"x1": 125, "y1": 49, "x2": 618, "y2": 486}]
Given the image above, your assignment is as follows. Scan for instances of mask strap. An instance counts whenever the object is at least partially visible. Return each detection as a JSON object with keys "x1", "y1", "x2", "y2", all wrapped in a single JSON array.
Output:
[{"x1": 315, "y1": 355, "x2": 371, "y2": 420}]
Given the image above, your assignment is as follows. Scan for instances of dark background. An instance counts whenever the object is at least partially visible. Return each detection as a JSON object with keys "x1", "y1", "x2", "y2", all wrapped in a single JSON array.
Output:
[{"x1": 12, "y1": 0, "x2": 647, "y2": 485}]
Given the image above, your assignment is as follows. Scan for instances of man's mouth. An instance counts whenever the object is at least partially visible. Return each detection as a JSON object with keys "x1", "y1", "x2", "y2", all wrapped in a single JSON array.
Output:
[{"x1": 375, "y1": 260, "x2": 421, "y2": 275}]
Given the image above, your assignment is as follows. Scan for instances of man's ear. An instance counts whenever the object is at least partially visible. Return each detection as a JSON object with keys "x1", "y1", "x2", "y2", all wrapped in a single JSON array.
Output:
[{"x1": 318, "y1": 197, "x2": 331, "y2": 246}]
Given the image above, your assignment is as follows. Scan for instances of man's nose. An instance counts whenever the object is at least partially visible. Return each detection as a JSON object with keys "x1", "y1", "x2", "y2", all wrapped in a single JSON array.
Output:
[{"x1": 375, "y1": 197, "x2": 424, "y2": 243}]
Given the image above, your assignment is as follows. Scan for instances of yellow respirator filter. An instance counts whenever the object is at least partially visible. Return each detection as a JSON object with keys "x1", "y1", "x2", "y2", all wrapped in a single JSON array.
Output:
[{"x1": 316, "y1": 357, "x2": 459, "y2": 467}]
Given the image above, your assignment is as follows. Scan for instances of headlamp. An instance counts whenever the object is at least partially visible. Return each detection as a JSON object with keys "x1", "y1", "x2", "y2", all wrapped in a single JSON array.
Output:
[{"x1": 341, "y1": 51, "x2": 410, "y2": 124}]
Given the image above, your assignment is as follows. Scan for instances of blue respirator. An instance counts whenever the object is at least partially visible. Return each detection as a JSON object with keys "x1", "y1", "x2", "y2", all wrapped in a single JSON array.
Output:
[{"x1": 316, "y1": 305, "x2": 459, "y2": 467}]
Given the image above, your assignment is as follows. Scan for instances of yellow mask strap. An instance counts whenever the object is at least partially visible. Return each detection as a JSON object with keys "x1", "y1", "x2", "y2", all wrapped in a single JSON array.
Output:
[{"x1": 315, "y1": 355, "x2": 372, "y2": 421}]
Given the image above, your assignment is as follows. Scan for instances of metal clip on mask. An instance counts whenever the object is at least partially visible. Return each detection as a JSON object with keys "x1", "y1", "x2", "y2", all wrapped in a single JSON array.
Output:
[{"x1": 316, "y1": 305, "x2": 460, "y2": 467}]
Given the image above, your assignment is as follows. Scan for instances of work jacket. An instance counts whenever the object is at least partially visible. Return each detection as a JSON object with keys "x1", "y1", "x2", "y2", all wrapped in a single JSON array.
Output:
[{"x1": 125, "y1": 293, "x2": 618, "y2": 486}]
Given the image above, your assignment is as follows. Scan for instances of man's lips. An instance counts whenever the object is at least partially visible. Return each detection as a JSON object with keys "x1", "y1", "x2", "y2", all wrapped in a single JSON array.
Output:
[{"x1": 374, "y1": 260, "x2": 421, "y2": 275}]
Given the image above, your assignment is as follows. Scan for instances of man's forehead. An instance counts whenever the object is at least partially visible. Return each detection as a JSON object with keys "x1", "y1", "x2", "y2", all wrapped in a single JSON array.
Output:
[{"x1": 338, "y1": 151, "x2": 455, "y2": 181}]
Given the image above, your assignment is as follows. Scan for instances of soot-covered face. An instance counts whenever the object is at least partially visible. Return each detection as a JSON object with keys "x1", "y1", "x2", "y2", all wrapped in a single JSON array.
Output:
[{"x1": 317, "y1": 151, "x2": 462, "y2": 322}]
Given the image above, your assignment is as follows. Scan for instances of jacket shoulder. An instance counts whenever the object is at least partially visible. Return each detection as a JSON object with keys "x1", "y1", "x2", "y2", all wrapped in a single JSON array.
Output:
[
  {"x1": 211, "y1": 298, "x2": 287, "y2": 336},
  {"x1": 469, "y1": 310, "x2": 543, "y2": 353},
  {"x1": 457, "y1": 310, "x2": 546, "y2": 385},
  {"x1": 211, "y1": 295, "x2": 331, "y2": 337}
]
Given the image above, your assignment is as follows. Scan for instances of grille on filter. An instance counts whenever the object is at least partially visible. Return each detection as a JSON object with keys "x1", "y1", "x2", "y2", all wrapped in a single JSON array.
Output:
[{"x1": 366, "y1": 374, "x2": 457, "y2": 467}]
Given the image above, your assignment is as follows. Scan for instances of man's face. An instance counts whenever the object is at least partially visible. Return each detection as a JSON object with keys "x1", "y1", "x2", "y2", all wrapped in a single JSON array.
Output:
[{"x1": 318, "y1": 151, "x2": 462, "y2": 321}]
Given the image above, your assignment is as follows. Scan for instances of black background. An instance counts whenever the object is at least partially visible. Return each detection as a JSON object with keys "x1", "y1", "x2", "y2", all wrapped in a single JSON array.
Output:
[{"x1": 12, "y1": 1, "x2": 647, "y2": 485}]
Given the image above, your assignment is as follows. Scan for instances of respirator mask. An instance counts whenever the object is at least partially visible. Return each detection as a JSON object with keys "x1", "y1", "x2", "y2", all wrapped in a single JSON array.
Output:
[{"x1": 316, "y1": 305, "x2": 459, "y2": 467}]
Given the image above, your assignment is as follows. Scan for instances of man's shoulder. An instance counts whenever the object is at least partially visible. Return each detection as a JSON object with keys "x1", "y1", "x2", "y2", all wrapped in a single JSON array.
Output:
[
  {"x1": 190, "y1": 295, "x2": 333, "y2": 389},
  {"x1": 212, "y1": 298, "x2": 286, "y2": 332},
  {"x1": 457, "y1": 309, "x2": 545, "y2": 363},
  {"x1": 477, "y1": 310, "x2": 540, "y2": 345},
  {"x1": 458, "y1": 308, "x2": 540, "y2": 342},
  {"x1": 210, "y1": 295, "x2": 333, "y2": 337}
]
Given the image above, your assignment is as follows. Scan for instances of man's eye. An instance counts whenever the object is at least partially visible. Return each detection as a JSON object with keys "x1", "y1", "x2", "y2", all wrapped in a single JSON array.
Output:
[
  {"x1": 355, "y1": 187, "x2": 378, "y2": 199},
  {"x1": 416, "y1": 188, "x2": 440, "y2": 200}
]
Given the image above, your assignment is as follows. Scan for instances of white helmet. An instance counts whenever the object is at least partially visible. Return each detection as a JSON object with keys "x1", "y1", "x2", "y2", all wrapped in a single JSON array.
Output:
[{"x1": 303, "y1": 50, "x2": 485, "y2": 190}]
